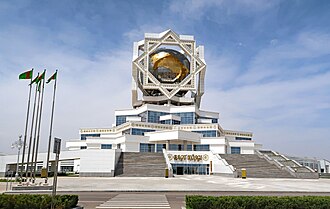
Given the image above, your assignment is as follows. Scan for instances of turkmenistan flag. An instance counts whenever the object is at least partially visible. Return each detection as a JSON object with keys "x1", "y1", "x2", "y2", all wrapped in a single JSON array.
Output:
[
  {"x1": 30, "y1": 74, "x2": 39, "y2": 85},
  {"x1": 46, "y1": 71, "x2": 57, "y2": 84},
  {"x1": 19, "y1": 69, "x2": 33, "y2": 80},
  {"x1": 30, "y1": 71, "x2": 45, "y2": 85},
  {"x1": 38, "y1": 71, "x2": 45, "y2": 80}
]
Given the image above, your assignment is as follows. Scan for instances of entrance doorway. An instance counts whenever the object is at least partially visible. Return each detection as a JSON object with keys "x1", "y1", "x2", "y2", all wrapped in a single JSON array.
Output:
[
  {"x1": 176, "y1": 167, "x2": 184, "y2": 175},
  {"x1": 172, "y1": 164, "x2": 209, "y2": 175}
]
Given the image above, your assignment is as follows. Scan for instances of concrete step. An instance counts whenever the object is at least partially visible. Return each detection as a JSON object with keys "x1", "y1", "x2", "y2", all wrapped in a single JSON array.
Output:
[
  {"x1": 221, "y1": 154, "x2": 294, "y2": 178},
  {"x1": 115, "y1": 152, "x2": 167, "y2": 177}
]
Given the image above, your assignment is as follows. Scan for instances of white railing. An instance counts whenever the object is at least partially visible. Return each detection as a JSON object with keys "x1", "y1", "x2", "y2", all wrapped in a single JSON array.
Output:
[
  {"x1": 162, "y1": 149, "x2": 172, "y2": 171},
  {"x1": 211, "y1": 151, "x2": 235, "y2": 173}
]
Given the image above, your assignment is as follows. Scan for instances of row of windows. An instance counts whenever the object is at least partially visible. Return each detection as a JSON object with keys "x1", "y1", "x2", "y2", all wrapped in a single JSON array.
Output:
[
  {"x1": 190, "y1": 145, "x2": 210, "y2": 151},
  {"x1": 147, "y1": 111, "x2": 166, "y2": 123},
  {"x1": 140, "y1": 143, "x2": 211, "y2": 152},
  {"x1": 81, "y1": 134, "x2": 101, "y2": 140},
  {"x1": 172, "y1": 164, "x2": 209, "y2": 175},
  {"x1": 81, "y1": 144, "x2": 112, "y2": 149},
  {"x1": 169, "y1": 144, "x2": 184, "y2": 151},
  {"x1": 81, "y1": 143, "x2": 237, "y2": 153},
  {"x1": 131, "y1": 128, "x2": 155, "y2": 136},
  {"x1": 235, "y1": 137, "x2": 252, "y2": 141},
  {"x1": 160, "y1": 119, "x2": 180, "y2": 125},
  {"x1": 101, "y1": 144, "x2": 112, "y2": 149},
  {"x1": 140, "y1": 143, "x2": 155, "y2": 152},
  {"x1": 192, "y1": 130, "x2": 217, "y2": 137},
  {"x1": 116, "y1": 111, "x2": 218, "y2": 126}
]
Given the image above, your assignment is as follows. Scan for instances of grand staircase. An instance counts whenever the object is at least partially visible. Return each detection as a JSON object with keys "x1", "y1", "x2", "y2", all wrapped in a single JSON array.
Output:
[
  {"x1": 258, "y1": 150, "x2": 319, "y2": 179},
  {"x1": 220, "y1": 154, "x2": 294, "y2": 178},
  {"x1": 114, "y1": 152, "x2": 167, "y2": 177}
]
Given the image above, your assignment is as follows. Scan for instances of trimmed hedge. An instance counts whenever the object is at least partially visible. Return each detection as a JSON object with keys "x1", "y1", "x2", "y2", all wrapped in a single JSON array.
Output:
[
  {"x1": 186, "y1": 195, "x2": 330, "y2": 209},
  {"x1": 0, "y1": 194, "x2": 78, "y2": 209}
]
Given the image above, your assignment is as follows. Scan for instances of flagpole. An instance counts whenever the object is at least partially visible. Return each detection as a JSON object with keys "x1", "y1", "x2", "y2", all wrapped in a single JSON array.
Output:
[
  {"x1": 46, "y1": 70, "x2": 57, "y2": 184},
  {"x1": 30, "y1": 79, "x2": 42, "y2": 183},
  {"x1": 20, "y1": 69, "x2": 33, "y2": 181},
  {"x1": 33, "y1": 70, "x2": 46, "y2": 182},
  {"x1": 25, "y1": 73, "x2": 39, "y2": 181}
]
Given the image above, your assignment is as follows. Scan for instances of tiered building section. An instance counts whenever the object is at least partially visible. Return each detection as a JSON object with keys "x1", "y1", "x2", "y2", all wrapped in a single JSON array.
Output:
[{"x1": 65, "y1": 30, "x2": 259, "y2": 176}]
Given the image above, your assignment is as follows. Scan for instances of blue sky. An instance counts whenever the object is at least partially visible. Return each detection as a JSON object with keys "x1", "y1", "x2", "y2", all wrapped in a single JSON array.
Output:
[{"x1": 0, "y1": 0, "x2": 329, "y2": 159}]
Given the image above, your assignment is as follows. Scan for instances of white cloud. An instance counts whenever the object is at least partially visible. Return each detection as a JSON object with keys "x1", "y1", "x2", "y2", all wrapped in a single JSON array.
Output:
[
  {"x1": 237, "y1": 31, "x2": 330, "y2": 85},
  {"x1": 169, "y1": 0, "x2": 279, "y2": 19},
  {"x1": 0, "y1": 24, "x2": 133, "y2": 154}
]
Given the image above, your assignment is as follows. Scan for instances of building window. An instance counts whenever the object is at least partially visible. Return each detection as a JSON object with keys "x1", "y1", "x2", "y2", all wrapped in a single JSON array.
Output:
[
  {"x1": 192, "y1": 130, "x2": 217, "y2": 137},
  {"x1": 235, "y1": 137, "x2": 252, "y2": 141},
  {"x1": 173, "y1": 120, "x2": 180, "y2": 125},
  {"x1": 101, "y1": 144, "x2": 112, "y2": 149},
  {"x1": 187, "y1": 145, "x2": 192, "y2": 151},
  {"x1": 156, "y1": 144, "x2": 166, "y2": 152},
  {"x1": 169, "y1": 144, "x2": 184, "y2": 151},
  {"x1": 61, "y1": 166, "x2": 73, "y2": 172},
  {"x1": 172, "y1": 164, "x2": 209, "y2": 175},
  {"x1": 80, "y1": 146, "x2": 87, "y2": 150},
  {"x1": 131, "y1": 128, "x2": 155, "y2": 136},
  {"x1": 116, "y1": 116, "x2": 126, "y2": 126},
  {"x1": 160, "y1": 119, "x2": 181, "y2": 125},
  {"x1": 160, "y1": 120, "x2": 171, "y2": 124},
  {"x1": 176, "y1": 112, "x2": 195, "y2": 124},
  {"x1": 194, "y1": 145, "x2": 210, "y2": 151},
  {"x1": 80, "y1": 134, "x2": 100, "y2": 140},
  {"x1": 231, "y1": 147, "x2": 241, "y2": 154},
  {"x1": 147, "y1": 111, "x2": 166, "y2": 123},
  {"x1": 140, "y1": 143, "x2": 155, "y2": 152}
]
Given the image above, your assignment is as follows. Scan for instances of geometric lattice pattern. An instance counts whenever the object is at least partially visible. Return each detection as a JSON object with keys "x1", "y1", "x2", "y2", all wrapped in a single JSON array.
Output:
[{"x1": 132, "y1": 29, "x2": 206, "y2": 108}]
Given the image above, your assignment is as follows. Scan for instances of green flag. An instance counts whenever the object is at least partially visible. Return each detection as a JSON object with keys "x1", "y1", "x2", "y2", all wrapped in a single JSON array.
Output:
[
  {"x1": 30, "y1": 75, "x2": 39, "y2": 85},
  {"x1": 46, "y1": 71, "x2": 57, "y2": 84},
  {"x1": 19, "y1": 69, "x2": 33, "y2": 80}
]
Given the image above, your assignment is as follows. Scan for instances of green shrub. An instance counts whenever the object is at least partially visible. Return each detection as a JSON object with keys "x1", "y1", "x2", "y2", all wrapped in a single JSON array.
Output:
[
  {"x1": 186, "y1": 195, "x2": 330, "y2": 209},
  {"x1": 0, "y1": 194, "x2": 78, "y2": 209}
]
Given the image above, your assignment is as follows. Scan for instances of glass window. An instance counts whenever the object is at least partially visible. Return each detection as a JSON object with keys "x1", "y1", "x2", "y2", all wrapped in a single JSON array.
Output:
[
  {"x1": 101, "y1": 144, "x2": 112, "y2": 149},
  {"x1": 194, "y1": 145, "x2": 210, "y2": 151},
  {"x1": 61, "y1": 166, "x2": 73, "y2": 172},
  {"x1": 171, "y1": 164, "x2": 209, "y2": 175},
  {"x1": 131, "y1": 128, "x2": 155, "y2": 136},
  {"x1": 176, "y1": 112, "x2": 195, "y2": 124},
  {"x1": 147, "y1": 111, "x2": 166, "y2": 123},
  {"x1": 235, "y1": 137, "x2": 252, "y2": 141},
  {"x1": 156, "y1": 144, "x2": 166, "y2": 152},
  {"x1": 231, "y1": 147, "x2": 241, "y2": 154},
  {"x1": 80, "y1": 134, "x2": 101, "y2": 140},
  {"x1": 187, "y1": 145, "x2": 192, "y2": 151},
  {"x1": 116, "y1": 116, "x2": 126, "y2": 126},
  {"x1": 140, "y1": 143, "x2": 155, "y2": 152},
  {"x1": 173, "y1": 120, "x2": 180, "y2": 125},
  {"x1": 169, "y1": 144, "x2": 184, "y2": 151},
  {"x1": 192, "y1": 130, "x2": 217, "y2": 137}
]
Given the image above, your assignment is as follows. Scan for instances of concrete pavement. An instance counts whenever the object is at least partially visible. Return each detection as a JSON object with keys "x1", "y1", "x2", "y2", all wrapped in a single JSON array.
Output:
[{"x1": 2, "y1": 175, "x2": 330, "y2": 193}]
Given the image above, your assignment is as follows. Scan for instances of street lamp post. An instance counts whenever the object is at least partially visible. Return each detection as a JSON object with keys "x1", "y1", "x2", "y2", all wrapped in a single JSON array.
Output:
[{"x1": 11, "y1": 135, "x2": 23, "y2": 181}]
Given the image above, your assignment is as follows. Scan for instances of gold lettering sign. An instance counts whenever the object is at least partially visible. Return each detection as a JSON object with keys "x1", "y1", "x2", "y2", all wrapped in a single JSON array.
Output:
[{"x1": 167, "y1": 154, "x2": 209, "y2": 162}]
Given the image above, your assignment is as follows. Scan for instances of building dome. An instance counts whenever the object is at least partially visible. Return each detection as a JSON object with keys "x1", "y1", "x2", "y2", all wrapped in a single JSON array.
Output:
[{"x1": 149, "y1": 48, "x2": 190, "y2": 83}]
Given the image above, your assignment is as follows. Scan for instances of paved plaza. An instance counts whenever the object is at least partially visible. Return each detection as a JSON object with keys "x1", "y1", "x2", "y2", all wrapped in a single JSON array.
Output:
[
  {"x1": 2, "y1": 176, "x2": 330, "y2": 209},
  {"x1": 3, "y1": 175, "x2": 330, "y2": 193}
]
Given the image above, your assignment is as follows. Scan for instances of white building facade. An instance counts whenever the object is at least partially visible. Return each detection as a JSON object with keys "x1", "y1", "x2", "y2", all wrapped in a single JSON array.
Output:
[{"x1": 64, "y1": 30, "x2": 259, "y2": 176}]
